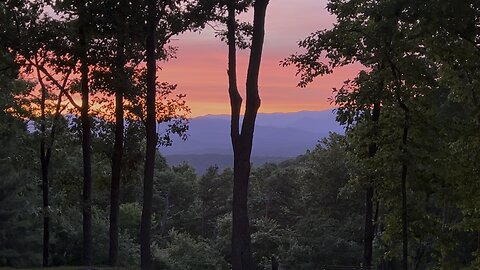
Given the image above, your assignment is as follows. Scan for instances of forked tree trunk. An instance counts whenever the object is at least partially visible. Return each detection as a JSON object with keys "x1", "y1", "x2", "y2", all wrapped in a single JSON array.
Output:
[
  {"x1": 363, "y1": 102, "x2": 380, "y2": 269},
  {"x1": 35, "y1": 59, "x2": 67, "y2": 267},
  {"x1": 228, "y1": 1, "x2": 269, "y2": 269},
  {"x1": 108, "y1": 3, "x2": 126, "y2": 266},
  {"x1": 140, "y1": 0, "x2": 157, "y2": 268}
]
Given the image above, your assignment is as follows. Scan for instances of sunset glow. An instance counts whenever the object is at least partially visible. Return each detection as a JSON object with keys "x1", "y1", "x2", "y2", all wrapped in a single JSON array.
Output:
[{"x1": 160, "y1": 0, "x2": 359, "y2": 116}]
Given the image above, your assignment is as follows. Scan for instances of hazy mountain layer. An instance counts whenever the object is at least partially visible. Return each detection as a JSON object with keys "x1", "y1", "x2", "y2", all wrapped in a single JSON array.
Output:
[{"x1": 161, "y1": 110, "x2": 343, "y2": 171}]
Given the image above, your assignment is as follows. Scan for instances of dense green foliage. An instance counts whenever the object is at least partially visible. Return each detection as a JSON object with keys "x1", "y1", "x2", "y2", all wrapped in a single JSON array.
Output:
[
  {"x1": 0, "y1": 82, "x2": 364, "y2": 269},
  {"x1": 0, "y1": 53, "x2": 41, "y2": 267},
  {"x1": 2, "y1": 0, "x2": 480, "y2": 269},
  {"x1": 0, "y1": 58, "x2": 363, "y2": 267},
  {"x1": 283, "y1": 0, "x2": 480, "y2": 269}
]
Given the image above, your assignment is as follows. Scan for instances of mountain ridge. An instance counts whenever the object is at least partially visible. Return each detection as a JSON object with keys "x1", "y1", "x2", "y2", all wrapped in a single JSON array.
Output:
[{"x1": 161, "y1": 109, "x2": 343, "y2": 171}]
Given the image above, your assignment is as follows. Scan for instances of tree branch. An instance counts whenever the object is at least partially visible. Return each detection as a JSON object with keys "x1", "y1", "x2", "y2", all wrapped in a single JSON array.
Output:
[
  {"x1": 27, "y1": 58, "x2": 81, "y2": 110},
  {"x1": 227, "y1": 0, "x2": 242, "y2": 146}
]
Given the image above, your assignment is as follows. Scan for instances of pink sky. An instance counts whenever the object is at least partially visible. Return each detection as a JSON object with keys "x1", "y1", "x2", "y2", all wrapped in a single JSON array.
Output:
[{"x1": 160, "y1": 0, "x2": 359, "y2": 116}]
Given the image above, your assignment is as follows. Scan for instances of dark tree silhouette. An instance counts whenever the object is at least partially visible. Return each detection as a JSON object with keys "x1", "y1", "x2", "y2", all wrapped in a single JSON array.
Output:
[
  {"x1": 0, "y1": 1, "x2": 76, "y2": 265},
  {"x1": 364, "y1": 102, "x2": 380, "y2": 268},
  {"x1": 140, "y1": 0, "x2": 158, "y2": 268},
  {"x1": 108, "y1": 0, "x2": 127, "y2": 265},
  {"x1": 77, "y1": 3, "x2": 93, "y2": 266},
  {"x1": 36, "y1": 65, "x2": 69, "y2": 267},
  {"x1": 227, "y1": 0, "x2": 269, "y2": 269}
]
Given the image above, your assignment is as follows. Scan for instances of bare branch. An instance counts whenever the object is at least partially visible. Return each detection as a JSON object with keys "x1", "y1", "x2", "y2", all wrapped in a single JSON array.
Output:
[{"x1": 27, "y1": 58, "x2": 81, "y2": 110}]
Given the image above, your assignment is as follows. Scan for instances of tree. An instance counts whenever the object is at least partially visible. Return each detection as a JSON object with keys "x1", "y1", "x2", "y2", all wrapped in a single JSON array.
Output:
[
  {"x1": 108, "y1": 3, "x2": 128, "y2": 264},
  {"x1": 282, "y1": 1, "x2": 389, "y2": 266},
  {"x1": 226, "y1": 0, "x2": 269, "y2": 269},
  {"x1": 0, "y1": 1, "x2": 75, "y2": 265},
  {"x1": 0, "y1": 49, "x2": 42, "y2": 268},
  {"x1": 35, "y1": 57, "x2": 70, "y2": 268},
  {"x1": 140, "y1": 0, "x2": 158, "y2": 267},
  {"x1": 138, "y1": 0, "x2": 207, "y2": 267},
  {"x1": 74, "y1": 2, "x2": 94, "y2": 265},
  {"x1": 283, "y1": 1, "x2": 445, "y2": 268},
  {"x1": 198, "y1": 166, "x2": 233, "y2": 238},
  {"x1": 88, "y1": 0, "x2": 144, "y2": 265},
  {"x1": 246, "y1": 134, "x2": 364, "y2": 269}
]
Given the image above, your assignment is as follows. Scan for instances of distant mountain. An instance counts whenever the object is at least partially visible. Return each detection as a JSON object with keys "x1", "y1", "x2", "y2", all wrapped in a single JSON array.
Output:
[
  {"x1": 165, "y1": 154, "x2": 289, "y2": 174},
  {"x1": 160, "y1": 110, "x2": 343, "y2": 171}
]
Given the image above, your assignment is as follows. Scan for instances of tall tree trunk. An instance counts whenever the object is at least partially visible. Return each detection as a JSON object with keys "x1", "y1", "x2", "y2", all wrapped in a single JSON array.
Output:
[
  {"x1": 388, "y1": 58, "x2": 409, "y2": 270},
  {"x1": 363, "y1": 102, "x2": 380, "y2": 269},
  {"x1": 108, "y1": 4, "x2": 126, "y2": 266},
  {"x1": 228, "y1": 1, "x2": 269, "y2": 269},
  {"x1": 108, "y1": 82, "x2": 124, "y2": 267},
  {"x1": 79, "y1": 7, "x2": 93, "y2": 266},
  {"x1": 401, "y1": 112, "x2": 409, "y2": 270},
  {"x1": 364, "y1": 187, "x2": 374, "y2": 269},
  {"x1": 140, "y1": 0, "x2": 157, "y2": 268},
  {"x1": 35, "y1": 58, "x2": 66, "y2": 268},
  {"x1": 41, "y1": 157, "x2": 50, "y2": 267},
  {"x1": 38, "y1": 69, "x2": 50, "y2": 267}
]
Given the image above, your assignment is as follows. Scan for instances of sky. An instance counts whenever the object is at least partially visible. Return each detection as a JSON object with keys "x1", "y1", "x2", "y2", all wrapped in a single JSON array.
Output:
[{"x1": 160, "y1": 0, "x2": 360, "y2": 117}]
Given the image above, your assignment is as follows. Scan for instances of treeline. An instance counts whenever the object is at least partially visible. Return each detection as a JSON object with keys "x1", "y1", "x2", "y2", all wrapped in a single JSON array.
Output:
[
  {"x1": 1, "y1": 112, "x2": 362, "y2": 269},
  {"x1": 2, "y1": 0, "x2": 480, "y2": 269},
  {"x1": 284, "y1": 0, "x2": 480, "y2": 269},
  {"x1": 1, "y1": 0, "x2": 268, "y2": 269}
]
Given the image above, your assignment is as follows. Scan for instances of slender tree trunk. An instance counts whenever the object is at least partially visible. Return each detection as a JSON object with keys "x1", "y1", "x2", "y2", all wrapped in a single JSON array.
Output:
[
  {"x1": 228, "y1": 1, "x2": 269, "y2": 269},
  {"x1": 363, "y1": 186, "x2": 374, "y2": 268},
  {"x1": 108, "y1": 86, "x2": 124, "y2": 267},
  {"x1": 79, "y1": 7, "x2": 93, "y2": 266},
  {"x1": 401, "y1": 112, "x2": 409, "y2": 270},
  {"x1": 108, "y1": 4, "x2": 126, "y2": 266},
  {"x1": 36, "y1": 59, "x2": 65, "y2": 267},
  {"x1": 41, "y1": 162, "x2": 50, "y2": 267},
  {"x1": 232, "y1": 150, "x2": 255, "y2": 270},
  {"x1": 363, "y1": 102, "x2": 380, "y2": 269},
  {"x1": 388, "y1": 58, "x2": 409, "y2": 270},
  {"x1": 140, "y1": 0, "x2": 157, "y2": 268},
  {"x1": 39, "y1": 75, "x2": 50, "y2": 267}
]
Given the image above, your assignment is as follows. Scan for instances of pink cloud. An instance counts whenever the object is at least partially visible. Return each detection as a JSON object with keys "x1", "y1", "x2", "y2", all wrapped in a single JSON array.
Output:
[{"x1": 161, "y1": 1, "x2": 358, "y2": 116}]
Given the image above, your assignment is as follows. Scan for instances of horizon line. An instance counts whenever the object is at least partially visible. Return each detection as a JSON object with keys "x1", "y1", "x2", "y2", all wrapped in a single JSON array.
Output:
[{"x1": 192, "y1": 108, "x2": 338, "y2": 119}]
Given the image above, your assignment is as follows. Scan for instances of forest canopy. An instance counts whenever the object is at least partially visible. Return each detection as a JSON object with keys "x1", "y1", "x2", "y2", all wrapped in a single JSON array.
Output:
[{"x1": 1, "y1": 0, "x2": 480, "y2": 269}]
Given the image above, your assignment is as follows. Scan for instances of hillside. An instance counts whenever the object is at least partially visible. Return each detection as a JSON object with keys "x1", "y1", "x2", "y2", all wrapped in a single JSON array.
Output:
[
  {"x1": 161, "y1": 110, "x2": 343, "y2": 172},
  {"x1": 165, "y1": 154, "x2": 290, "y2": 174}
]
